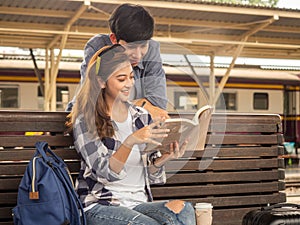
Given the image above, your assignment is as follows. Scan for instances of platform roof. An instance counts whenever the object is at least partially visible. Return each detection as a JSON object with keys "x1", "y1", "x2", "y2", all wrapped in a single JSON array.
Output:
[{"x1": 1, "y1": 0, "x2": 300, "y2": 59}]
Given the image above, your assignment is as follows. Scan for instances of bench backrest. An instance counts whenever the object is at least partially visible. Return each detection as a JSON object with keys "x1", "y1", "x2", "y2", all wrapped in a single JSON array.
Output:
[{"x1": 0, "y1": 111, "x2": 285, "y2": 225}]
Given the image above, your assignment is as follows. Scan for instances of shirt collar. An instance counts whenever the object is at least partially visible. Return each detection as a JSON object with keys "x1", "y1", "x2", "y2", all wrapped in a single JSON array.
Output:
[
  {"x1": 133, "y1": 61, "x2": 144, "y2": 70},
  {"x1": 111, "y1": 102, "x2": 142, "y2": 131}
]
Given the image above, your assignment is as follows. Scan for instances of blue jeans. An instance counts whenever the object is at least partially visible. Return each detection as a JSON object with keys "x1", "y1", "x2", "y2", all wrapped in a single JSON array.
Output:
[{"x1": 85, "y1": 201, "x2": 196, "y2": 225}]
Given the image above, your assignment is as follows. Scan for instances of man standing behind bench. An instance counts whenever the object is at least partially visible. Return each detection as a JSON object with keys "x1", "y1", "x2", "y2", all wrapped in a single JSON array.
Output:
[{"x1": 66, "y1": 3, "x2": 168, "y2": 119}]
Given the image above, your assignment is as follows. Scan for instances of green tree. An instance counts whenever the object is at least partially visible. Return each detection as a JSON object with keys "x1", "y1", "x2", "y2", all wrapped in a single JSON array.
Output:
[{"x1": 210, "y1": 0, "x2": 279, "y2": 7}]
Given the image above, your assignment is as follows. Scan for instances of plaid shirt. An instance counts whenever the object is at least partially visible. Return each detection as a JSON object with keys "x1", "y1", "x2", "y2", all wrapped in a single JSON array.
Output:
[{"x1": 73, "y1": 103, "x2": 166, "y2": 209}]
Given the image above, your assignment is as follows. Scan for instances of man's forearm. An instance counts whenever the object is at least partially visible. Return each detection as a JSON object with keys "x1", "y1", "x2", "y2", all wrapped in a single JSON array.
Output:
[{"x1": 133, "y1": 98, "x2": 169, "y2": 119}]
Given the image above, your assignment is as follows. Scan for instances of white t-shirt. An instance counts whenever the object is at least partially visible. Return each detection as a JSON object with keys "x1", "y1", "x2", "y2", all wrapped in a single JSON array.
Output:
[{"x1": 105, "y1": 111, "x2": 147, "y2": 209}]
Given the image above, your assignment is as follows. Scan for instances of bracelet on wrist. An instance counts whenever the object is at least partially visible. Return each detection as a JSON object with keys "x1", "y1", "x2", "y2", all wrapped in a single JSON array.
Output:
[
  {"x1": 122, "y1": 141, "x2": 133, "y2": 150},
  {"x1": 152, "y1": 158, "x2": 163, "y2": 169},
  {"x1": 140, "y1": 101, "x2": 147, "y2": 108}
]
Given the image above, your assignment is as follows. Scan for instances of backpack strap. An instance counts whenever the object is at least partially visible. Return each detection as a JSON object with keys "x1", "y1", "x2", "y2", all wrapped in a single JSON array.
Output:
[{"x1": 35, "y1": 141, "x2": 65, "y2": 165}]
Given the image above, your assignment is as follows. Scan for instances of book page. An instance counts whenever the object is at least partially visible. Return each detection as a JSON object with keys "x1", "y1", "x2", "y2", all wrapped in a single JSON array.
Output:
[
  {"x1": 144, "y1": 119, "x2": 196, "y2": 153},
  {"x1": 144, "y1": 105, "x2": 213, "y2": 153}
]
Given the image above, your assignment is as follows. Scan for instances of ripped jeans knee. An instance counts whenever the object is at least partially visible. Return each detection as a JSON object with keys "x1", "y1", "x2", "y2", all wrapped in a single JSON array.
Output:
[
  {"x1": 165, "y1": 200, "x2": 186, "y2": 214},
  {"x1": 133, "y1": 201, "x2": 196, "y2": 225}
]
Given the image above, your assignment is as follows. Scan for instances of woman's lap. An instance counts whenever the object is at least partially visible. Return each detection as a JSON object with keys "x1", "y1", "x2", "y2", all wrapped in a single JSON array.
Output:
[
  {"x1": 85, "y1": 203, "x2": 160, "y2": 225},
  {"x1": 85, "y1": 201, "x2": 196, "y2": 225}
]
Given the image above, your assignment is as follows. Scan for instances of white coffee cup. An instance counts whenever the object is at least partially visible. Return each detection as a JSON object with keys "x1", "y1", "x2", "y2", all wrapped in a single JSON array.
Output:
[{"x1": 194, "y1": 203, "x2": 213, "y2": 225}]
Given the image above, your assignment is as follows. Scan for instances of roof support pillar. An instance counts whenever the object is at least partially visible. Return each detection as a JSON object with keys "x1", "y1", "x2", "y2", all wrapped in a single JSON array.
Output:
[
  {"x1": 44, "y1": 3, "x2": 89, "y2": 111},
  {"x1": 47, "y1": 32, "x2": 68, "y2": 111},
  {"x1": 44, "y1": 48, "x2": 50, "y2": 111},
  {"x1": 183, "y1": 55, "x2": 209, "y2": 104},
  {"x1": 213, "y1": 15, "x2": 279, "y2": 105},
  {"x1": 48, "y1": 49, "x2": 55, "y2": 111},
  {"x1": 209, "y1": 54, "x2": 215, "y2": 108}
]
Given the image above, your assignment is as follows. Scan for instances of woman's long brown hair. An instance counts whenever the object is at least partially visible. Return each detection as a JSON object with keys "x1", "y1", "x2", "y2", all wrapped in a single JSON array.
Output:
[{"x1": 66, "y1": 45, "x2": 129, "y2": 139}]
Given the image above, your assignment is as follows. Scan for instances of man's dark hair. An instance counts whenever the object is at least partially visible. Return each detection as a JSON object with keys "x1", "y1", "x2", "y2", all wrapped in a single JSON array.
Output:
[{"x1": 108, "y1": 4, "x2": 154, "y2": 42}]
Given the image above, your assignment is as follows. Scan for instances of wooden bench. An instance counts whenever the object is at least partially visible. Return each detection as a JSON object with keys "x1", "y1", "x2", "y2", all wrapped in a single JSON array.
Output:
[{"x1": 0, "y1": 111, "x2": 285, "y2": 225}]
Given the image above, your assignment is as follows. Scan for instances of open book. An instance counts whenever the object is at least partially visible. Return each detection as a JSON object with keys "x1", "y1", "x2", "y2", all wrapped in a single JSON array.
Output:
[{"x1": 145, "y1": 105, "x2": 213, "y2": 153}]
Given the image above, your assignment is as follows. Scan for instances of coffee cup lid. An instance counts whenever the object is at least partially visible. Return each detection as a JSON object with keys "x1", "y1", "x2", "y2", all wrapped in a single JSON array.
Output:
[{"x1": 195, "y1": 203, "x2": 213, "y2": 209}]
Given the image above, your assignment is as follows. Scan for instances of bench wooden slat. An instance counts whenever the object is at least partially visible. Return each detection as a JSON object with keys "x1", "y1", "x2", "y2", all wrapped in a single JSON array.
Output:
[
  {"x1": 0, "y1": 178, "x2": 21, "y2": 191},
  {"x1": 0, "y1": 111, "x2": 67, "y2": 122},
  {"x1": 195, "y1": 146, "x2": 283, "y2": 158},
  {"x1": 0, "y1": 222, "x2": 13, "y2": 225},
  {"x1": 210, "y1": 192, "x2": 286, "y2": 207},
  {"x1": 151, "y1": 181, "x2": 283, "y2": 197},
  {"x1": 153, "y1": 192, "x2": 286, "y2": 207},
  {"x1": 165, "y1": 170, "x2": 283, "y2": 184},
  {"x1": 186, "y1": 146, "x2": 284, "y2": 159},
  {"x1": 0, "y1": 135, "x2": 73, "y2": 147},
  {"x1": 210, "y1": 123, "x2": 279, "y2": 133},
  {"x1": 0, "y1": 207, "x2": 14, "y2": 223},
  {"x1": 213, "y1": 207, "x2": 260, "y2": 225},
  {"x1": 210, "y1": 113, "x2": 281, "y2": 124},
  {"x1": 0, "y1": 122, "x2": 66, "y2": 132},
  {"x1": 206, "y1": 134, "x2": 282, "y2": 145},
  {"x1": 165, "y1": 158, "x2": 282, "y2": 171},
  {"x1": 0, "y1": 193, "x2": 16, "y2": 204},
  {"x1": 0, "y1": 149, "x2": 80, "y2": 161},
  {"x1": 0, "y1": 162, "x2": 80, "y2": 176}
]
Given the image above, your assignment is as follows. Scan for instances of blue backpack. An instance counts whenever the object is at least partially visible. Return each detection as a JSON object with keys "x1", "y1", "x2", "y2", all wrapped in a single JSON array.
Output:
[{"x1": 12, "y1": 141, "x2": 86, "y2": 225}]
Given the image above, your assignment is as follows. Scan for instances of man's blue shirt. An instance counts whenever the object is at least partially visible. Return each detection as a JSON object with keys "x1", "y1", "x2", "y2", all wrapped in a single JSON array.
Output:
[{"x1": 66, "y1": 34, "x2": 167, "y2": 111}]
